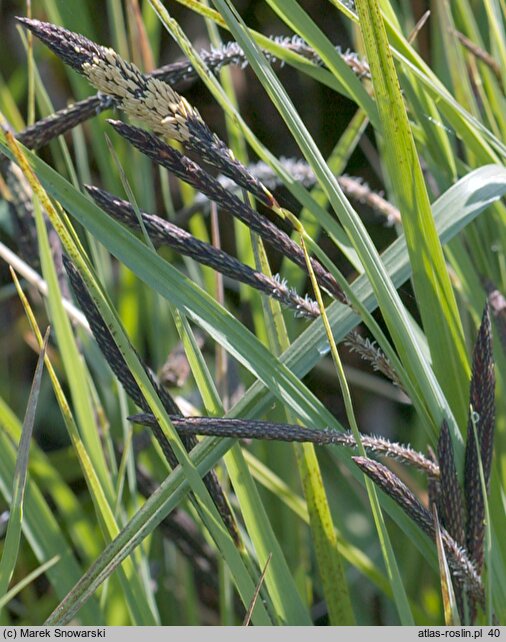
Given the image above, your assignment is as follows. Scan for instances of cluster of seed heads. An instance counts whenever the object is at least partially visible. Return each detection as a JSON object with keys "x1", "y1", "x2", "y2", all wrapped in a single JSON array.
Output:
[
  {"x1": 16, "y1": 35, "x2": 371, "y2": 151},
  {"x1": 107, "y1": 119, "x2": 346, "y2": 301},
  {"x1": 85, "y1": 185, "x2": 403, "y2": 384},
  {"x1": 12, "y1": 22, "x2": 402, "y2": 387},
  {"x1": 85, "y1": 185, "x2": 320, "y2": 320},
  {"x1": 12, "y1": 19, "x2": 400, "y2": 380},
  {"x1": 11, "y1": 20, "x2": 497, "y2": 619}
]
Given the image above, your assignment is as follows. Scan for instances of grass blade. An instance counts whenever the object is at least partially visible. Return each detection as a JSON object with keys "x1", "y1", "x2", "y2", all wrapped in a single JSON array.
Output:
[
  {"x1": 0, "y1": 328, "x2": 49, "y2": 604},
  {"x1": 354, "y1": 0, "x2": 470, "y2": 428}
]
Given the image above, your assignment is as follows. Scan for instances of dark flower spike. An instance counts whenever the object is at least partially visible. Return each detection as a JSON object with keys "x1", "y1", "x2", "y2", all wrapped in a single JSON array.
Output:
[
  {"x1": 62, "y1": 256, "x2": 240, "y2": 545},
  {"x1": 86, "y1": 186, "x2": 404, "y2": 386},
  {"x1": 17, "y1": 94, "x2": 115, "y2": 151},
  {"x1": 108, "y1": 120, "x2": 346, "y2": 303},
  {"x1": 344, "y1": 333, "x2": 402, "y2": 388},
  {"x1": 129, "y1": 413, "x2": 439, "y2": 477},
  {"x1": 437, "y1": 420, "x2": 466, "y2": 548},
  {"x1": 353, "y1": 456, "x2": 484, "y2": 604},
  {"x1": 14, "y1": 31, "x2": 369, "y2": 151},
  {"x1": 464, "y1": 304, "x2": 495, "y2": 572},
  {"x1": 195, "y1": 159, "x2": 401, "y2": 226},
  {"x1": 17, "y1": 17, "x2": 274, "y2": 208},
  {"x1": 0, "y1": 155, "x2": 70, "y2": 299},
  {"x1": 84, "y1": 185, "x2": 320, "y2": 320}
]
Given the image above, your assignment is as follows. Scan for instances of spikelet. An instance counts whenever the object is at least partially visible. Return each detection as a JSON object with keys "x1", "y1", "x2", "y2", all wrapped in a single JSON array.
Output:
[
  {"x1": 85, "y1": 185, "x2": 320, "y2": 319},
  {"x1": 15, "y1": 35, "x2": 371, "y2": 151},
  {"x1": 63, "y1": 256, "x2": 240, "y2": 545},
  {"x1": 130, "y1": 413, "x2": 438, "y2": 477},
  {"x1": 17, "y1": 17, "x2": 273, "y2": 207}
]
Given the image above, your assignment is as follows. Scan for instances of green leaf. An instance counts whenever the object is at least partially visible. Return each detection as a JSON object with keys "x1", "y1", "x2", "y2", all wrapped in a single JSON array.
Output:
[
  {"x1": 354, "y1": 0, "x2": 470, "y2": 428},
  {"x1": 0, "y1": 329, "x2": 48, "y2": 603}
]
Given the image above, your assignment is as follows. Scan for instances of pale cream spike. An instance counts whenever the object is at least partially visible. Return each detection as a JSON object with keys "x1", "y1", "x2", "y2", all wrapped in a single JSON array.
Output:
[{"x1": 82, "y1": 48, "x2": 200, "y2": 143}]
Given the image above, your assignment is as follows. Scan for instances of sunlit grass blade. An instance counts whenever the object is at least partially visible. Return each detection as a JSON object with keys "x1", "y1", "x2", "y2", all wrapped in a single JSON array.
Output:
[
  {"x1": 0, "y1": 421, "x2": 103, "y2": 623},
  {"x1": 0, "y1": 392, "x2": 100, "y2": 567},
  {"x1": 173, "y1": 326, "x2": 313, "y2": 623},
  {"x1": 293, "y1": 442, "x2": 355, "y2": 624},
  {"x1": 240, "y1": 209, "x2": 354, "y2": 621},
  {"x1": 355, "y1": 0, "x2": 470, "y2": 428},
  {"x1": 0, "y1": 241, "x2": 88, "y2": 327},
  {"x1": 242, "y1": 449, "x2": 389, "y2": 592},
  {"x1": 170, "y1": 306, "x2": 311, "y2": 623},
  {"x1": 30, "y1": 216, "x2": 116, "y2": 505},
  {"x1": 295, "y1": 221, "x2": 412, "y2": 623},
  {"x1": 484, "y1": 0, "x2": 506, "y2": 89},
  {"x1": 0, "y1": 391, "x2": 103, "y2": 622},
  {"x1": 42, "y1": 437, "x2": 229, "y2": 625},
  {"x1": 328, "y1": 0, "x2": 506, "y2": 161}
]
